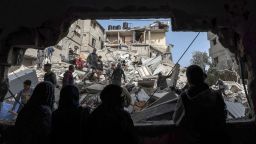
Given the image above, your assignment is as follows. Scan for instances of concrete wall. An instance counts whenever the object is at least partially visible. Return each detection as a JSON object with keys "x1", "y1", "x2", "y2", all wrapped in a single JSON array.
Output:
[
  {"x1": 146, "y1": 32, "x2": 166, "y2": 46},
  {"x1": 57, "y1": 20, "x2": 105, "y2": 60},
  {"x1": 131, "y1": 45, "x2": 150, "y2": 56},
  {"x1": 208, "y1": 32, "x2": 235, "y2": 70},
  {"x1": 106, "y1": 35, "x2": 118, "y2": 43},
  {"x1": 82, "y1": 20, "x2": 105, "y2": 52}
]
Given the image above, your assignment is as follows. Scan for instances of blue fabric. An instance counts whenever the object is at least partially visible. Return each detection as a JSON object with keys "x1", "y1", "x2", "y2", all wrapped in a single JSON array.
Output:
[{"x1": 0, "y1": 102, "x2": 17, "y2": 121}]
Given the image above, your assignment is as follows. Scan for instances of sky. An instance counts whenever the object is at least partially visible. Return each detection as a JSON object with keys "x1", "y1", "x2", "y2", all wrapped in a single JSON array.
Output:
[{"x1": 98, "y1": 19, "x2": 210, "y2": 67}]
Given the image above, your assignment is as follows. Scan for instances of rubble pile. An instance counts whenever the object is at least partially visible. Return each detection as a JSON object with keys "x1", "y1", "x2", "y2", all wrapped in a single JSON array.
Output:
[
  {"x1": 211, "y1": 80, "x2": 250, "y2": 119},
  {"x1": 2, "y1": 47, "x2": 251, "y2": 124},
  {"x1": 31, "y1": 47, "x2": 185, "y2": 113}
]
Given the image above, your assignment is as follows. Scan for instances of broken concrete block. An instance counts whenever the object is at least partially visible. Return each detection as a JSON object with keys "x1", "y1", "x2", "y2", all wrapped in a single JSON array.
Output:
[{"x1": 86, "y1": 84, "x2": 106, "y2": 94}]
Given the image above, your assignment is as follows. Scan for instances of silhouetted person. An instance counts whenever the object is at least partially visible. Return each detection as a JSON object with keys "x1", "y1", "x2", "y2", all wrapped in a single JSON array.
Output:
[
  {"x1": 173, "y1": 65, "x2": 227, "y2": 144},
  {"x1": 51, "y1": 85, "x2": 90, "y2": 144},
  {"x1": 14, "y1": 82, "x2": 55, "y2": 144},
  {"x1": 85, "y1": 84, "x2": 138, "y2": 144},
  {"x1": 62, "y1": 65, "x2": 75, "y2": 87}
]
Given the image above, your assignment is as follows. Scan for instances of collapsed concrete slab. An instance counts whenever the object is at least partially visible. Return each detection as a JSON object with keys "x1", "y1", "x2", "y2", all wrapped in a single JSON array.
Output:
[
  {"x1": 85, "y1": 84, "x2": 106, "y2": 94},
  {"x1": 6, "y1": 67, "x2": 38, "y2": 99},
  {"x1": 132, "y1": 99, "x2": 177, "y2": 123}
]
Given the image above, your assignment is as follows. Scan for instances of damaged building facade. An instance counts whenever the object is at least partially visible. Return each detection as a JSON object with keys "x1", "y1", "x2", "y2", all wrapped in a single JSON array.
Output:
[
  {"x1": 105, "y1": 21, "x2": 172, "y2": 59},
  {"x1": 57, "y1": 20, "x2": 105, "y2": 61},
  {"x1": 208, "y1": 32, "x2": 238, "y2": 70}
]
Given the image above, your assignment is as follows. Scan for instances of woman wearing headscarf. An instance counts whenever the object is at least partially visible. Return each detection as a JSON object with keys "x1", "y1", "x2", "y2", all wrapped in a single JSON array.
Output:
[
  {"x1": 14, "y1": 82, "x2": 55, "y2": 144},
  {"x1": 51, "y1": 85, "x2": 90, "y2": 144},
  {"x1": 85, "y1": 84, "x2": 138, "y2": 144}
]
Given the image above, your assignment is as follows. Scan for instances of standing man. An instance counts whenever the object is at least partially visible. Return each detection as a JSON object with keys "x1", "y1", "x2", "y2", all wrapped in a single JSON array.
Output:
[
  {"x1": 111, "y1": 63, "x2": 126, "y2": 86},
  {"x1": 86, "y1": 48, "x2": 98, "y2": 82},
  {"x1": 157, "y1": 72, "x2": 172, "y2": 90},
  {"x1": 96, "y1": 56, "x2": 104, "y2": 81},
  {"x1": 44, "y1": 63, "x2": 57, "y2": 87},
  {"x1": 87, "y1": 48, "x2": 98, "y2": 72},
  {"x1": 9, "y1": 80, "x2": 34, "y2": 114},
  {"x1": 46, "y1": 47, "x2": 55, "y2": 62},
  {"x1": 62, "y1": 65, "x2": 75, "y2": 87},
  {"x1": 37, "y1": 50, "x2": 44, "y2": 69}
]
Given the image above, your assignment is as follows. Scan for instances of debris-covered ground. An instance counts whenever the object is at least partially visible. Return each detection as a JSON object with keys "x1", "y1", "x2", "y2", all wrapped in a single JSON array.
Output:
[{"x1": 1, "y1": 47, "x2": 251, "y2": 124}]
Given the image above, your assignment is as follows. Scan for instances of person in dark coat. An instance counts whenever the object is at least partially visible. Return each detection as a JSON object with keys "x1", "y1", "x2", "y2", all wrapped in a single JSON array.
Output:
[
  {"x1": 173, "y1": 65, "x2": 228, "y2": 144},
  {"x1": 44, "y1": 63, "x2": 57, "y2": 87},
  {"x1": 51, "y1": 85, "x2": 90, "y2": 144},
  {"x1": 85, "y1": 84, "x2": 138, "y2": 144},
  {"x1": 14, "y1": 82, "x2": 55, "y2": 144}
]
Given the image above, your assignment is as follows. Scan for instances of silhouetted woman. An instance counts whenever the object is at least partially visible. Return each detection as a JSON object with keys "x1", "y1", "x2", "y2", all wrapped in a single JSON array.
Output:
[
  {"x1": 85, "y1": 84, "x2": 138, "y2": 144},
  {"x1": 51, "y1": 85, "x2": 89, "y2": 144},
  {"x1": 14, "y1": 82, "x2": 55, "y2": 144}
]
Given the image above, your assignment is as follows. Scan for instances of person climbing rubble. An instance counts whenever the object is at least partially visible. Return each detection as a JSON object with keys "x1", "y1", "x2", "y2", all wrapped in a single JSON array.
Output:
[
  {"x1": 111, "y1": 63, "x2": 126, "y2": 86},
  {"x1": 9, "y1": 80, "x2": 34, "y2": 114},
  {"x1": 62, "y1": 65, "x2": 75, "y2": 87},
  {"x1": 157, "y1": 72, "x2": 172, "y2": 90}
]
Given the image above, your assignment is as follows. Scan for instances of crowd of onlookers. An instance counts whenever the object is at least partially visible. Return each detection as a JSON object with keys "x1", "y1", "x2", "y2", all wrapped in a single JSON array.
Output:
[{"x1": 7, "y1": 83, "x2": 138, "y2": 144}]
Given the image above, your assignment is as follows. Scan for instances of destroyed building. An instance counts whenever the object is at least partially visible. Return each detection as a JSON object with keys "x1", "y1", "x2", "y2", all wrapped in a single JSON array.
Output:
[
  {"x1": 57, "y1": 19, "x2": 105, "y2": 61},
  {"x1": 1, "y1": 0, "x2": 256, "y2": 144},
  {"x1": 208, "y1": 32, "x2": 238, "y2": 71},
  {"x1": 105, "y1": 21, "x2": 172, "y2": 59}
]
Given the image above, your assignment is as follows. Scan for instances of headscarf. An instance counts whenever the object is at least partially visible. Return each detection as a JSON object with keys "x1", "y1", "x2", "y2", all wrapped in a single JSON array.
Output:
[
  {"x1": 27, "y1": 81, "x2": 55, "y2": 109},
  {"x1": 100, "y1": 84, "x2": 123, "y2": 108},
  {"x1": 58, "y1": 85, "x2": 79, "y2": 110}
]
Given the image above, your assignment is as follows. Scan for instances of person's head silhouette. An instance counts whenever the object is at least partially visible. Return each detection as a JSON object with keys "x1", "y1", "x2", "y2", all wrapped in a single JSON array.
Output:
[
  {"x1": 100, "y1": 84, "x2": 123, "y2": 108},
  {"x1": 186, "y1": 65, "x2": 207, "y2": 86}
]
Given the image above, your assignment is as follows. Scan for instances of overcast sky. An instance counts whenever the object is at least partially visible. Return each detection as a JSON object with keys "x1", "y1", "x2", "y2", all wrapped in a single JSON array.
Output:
[{"x1": 98, "y1": 19, "x2": 210, "y2": 67}]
